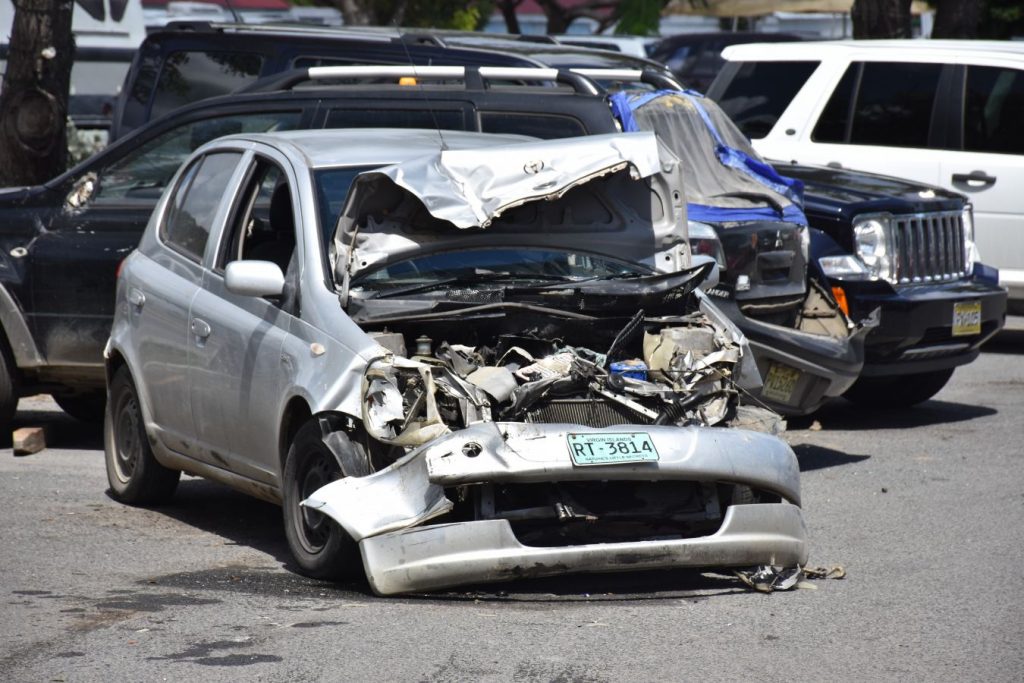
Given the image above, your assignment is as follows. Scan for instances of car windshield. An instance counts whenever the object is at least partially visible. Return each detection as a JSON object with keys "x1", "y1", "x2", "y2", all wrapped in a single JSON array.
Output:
[
  {"x1": 313, "y1": 165, "x2": 380, "y2": 247},
  {"x1": 352, "y1": 248, "x2": 651, "y2": 293}
]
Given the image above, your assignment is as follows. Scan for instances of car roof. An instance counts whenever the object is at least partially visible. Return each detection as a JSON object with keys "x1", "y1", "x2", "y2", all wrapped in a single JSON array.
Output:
[
  {"x1": 218, "y1": 128, "x2": 532, "y2": 169},
  {"x1": 723, "y1": 39, "x2": 1024, "y2": 61}
]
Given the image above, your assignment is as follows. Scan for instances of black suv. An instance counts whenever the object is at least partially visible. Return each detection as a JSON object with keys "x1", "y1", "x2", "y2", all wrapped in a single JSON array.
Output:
[{"x1": 111, "y1": 22, "x2": 671, "y2": 141}]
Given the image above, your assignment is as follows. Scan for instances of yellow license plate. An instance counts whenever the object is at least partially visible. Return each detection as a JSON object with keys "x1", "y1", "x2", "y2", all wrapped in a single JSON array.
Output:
[
  {"x1": 762, "y1": 363, "x2": 802, "y2": 405},
  {"x1": 952, "y1": 301, "x2": 982, "y2": 336}
]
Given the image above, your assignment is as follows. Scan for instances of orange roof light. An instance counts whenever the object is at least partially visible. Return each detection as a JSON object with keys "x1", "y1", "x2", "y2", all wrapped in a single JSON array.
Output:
[{"x1": 398, "y1": 77, "x2": 417, "y2": 86}]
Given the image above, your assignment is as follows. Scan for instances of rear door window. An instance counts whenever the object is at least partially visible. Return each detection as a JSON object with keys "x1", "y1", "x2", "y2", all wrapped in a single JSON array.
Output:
[
  {"x1": 325, "y1": 108, "x2": 466, "y2": 131},
  {"x1": 479, "y1": 112, "x2": 586, "y2": 139},
  {"x1": 96, "y1": 111, "x2": 301, "y2": 201},
  {"x1": 150, "y1": 51, "x2": 264, "y2": 122},
  {"x1": 964, "y1": 65, "x2": 1024, "y2": 155},
  {"x1": 713, "y1": 61, "x2": 819, "y2": 139},
  {"x1": 812, "y1": 62, "x2": 942, "y2": 148},
  {"x1": 161, "y1": 152, "x2": 243, "y2": 262}
]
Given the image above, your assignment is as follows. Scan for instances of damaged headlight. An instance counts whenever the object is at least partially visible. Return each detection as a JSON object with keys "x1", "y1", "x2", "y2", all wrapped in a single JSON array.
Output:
[
  {"x1": 852, "y1": 216, "x2": 894, "y2": 281},
  {"x1": 362, "y1": 359, "x2": 450, "y2": 447}
]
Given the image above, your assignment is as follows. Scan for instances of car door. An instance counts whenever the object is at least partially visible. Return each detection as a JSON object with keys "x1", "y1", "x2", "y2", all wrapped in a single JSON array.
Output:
[
  {"x1": 131, "y1": 150, "x2": 246, "y2": 456},
  {"x1": 186, "y1": 151, "x2": 299, "y2": 484},
  {"x1": 778, "y1": 60, "x2": 948, "y2": 187},
  {"x1": 940, "y1": 63, "x2": 1024, "y2": 275},
  {"x1": 25, "y1": 108, "x2": 305, "y2": 370}
]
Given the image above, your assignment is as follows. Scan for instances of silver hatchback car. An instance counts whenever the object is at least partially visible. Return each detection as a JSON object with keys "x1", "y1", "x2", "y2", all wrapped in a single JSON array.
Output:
[{"x1": 104, "y1": 128, "x2": 807, "y2": 595}]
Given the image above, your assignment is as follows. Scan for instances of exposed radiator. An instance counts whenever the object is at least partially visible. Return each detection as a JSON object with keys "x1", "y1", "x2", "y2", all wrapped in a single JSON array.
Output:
[
  {"x1": 891, "y1": 211, "x2": 967, "y2": 284},
  {"x1": 526, "y1": 399, "x2": 653, "y2": 428}
]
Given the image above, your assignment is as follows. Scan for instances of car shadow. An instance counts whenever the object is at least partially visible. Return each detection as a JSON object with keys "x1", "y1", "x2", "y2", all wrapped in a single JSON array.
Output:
[
  {"x1": 122, "y1": 478, "x2": 295, "y2": 569},
  {"x1": 791, "y1": 443, "x2": 870, "y2": 472},
  {"x1": 5, "y1": 403, "x2": 103, "y2": 451},
  {"x1": 982, "y1": 327, "x2": 1024, "y2": 354},
  {"x1": 788, "y1": 398, "x2": 996, "y2": 431}
]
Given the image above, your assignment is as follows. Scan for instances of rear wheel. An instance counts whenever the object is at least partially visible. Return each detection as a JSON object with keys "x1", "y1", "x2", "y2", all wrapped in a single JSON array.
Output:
[
  {"x1": 0, "y1": 342, "x2": 17, "y2": 431},
  {"x1": 104, "y1": 367, "x2": 180, "y2": 504},
  {"x1": 282, "y1": 419, "x2": 361, "y2": 580},
  {"x1": 843, "y1": 368, "x2": 955, "y2": 409},
  {"x1": 54, "y1": 390, "x2": 106, "y2": 423}
]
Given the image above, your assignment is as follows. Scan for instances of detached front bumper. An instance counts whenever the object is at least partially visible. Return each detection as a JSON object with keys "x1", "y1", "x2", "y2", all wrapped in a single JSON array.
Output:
[
  {"x1": 833, "y1": 273, "x2": 1006, "y2": 377},
  {"x1": 360, "y1": 503, "x2": 807, "y2": 595},
  {"x1": 709, "y1": 296, "x2": 866, "y2": 415},
  {"x1": 304, "y1": 422, "x2": 808, "y2": 595}
]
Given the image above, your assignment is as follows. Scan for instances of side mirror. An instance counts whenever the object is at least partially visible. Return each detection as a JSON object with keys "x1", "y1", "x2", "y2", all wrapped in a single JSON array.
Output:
[{"x1": 225, "y1": 260, "x2": 285, "y2": 298}]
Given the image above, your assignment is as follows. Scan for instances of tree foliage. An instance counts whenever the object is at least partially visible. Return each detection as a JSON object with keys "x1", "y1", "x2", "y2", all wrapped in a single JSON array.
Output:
[
  {"x1": 851, "y1": 0, "x2": 913, "y2": 39},
  {"x1": 323, "y1": 0, "x2": 493, "y2": 29}
]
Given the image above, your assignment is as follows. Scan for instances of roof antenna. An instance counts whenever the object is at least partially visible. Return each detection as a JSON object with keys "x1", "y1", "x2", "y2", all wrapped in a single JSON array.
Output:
[
  {"x1": 395, "y1": 23, "x2": 448, "y2": 151},
  {"x1": 223, "y1": 0, "x2": 243, "y2": 24}
]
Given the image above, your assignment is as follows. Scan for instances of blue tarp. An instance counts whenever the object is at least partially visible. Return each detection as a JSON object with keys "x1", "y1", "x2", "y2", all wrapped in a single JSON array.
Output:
[{"x1": 610, "y1": 89, "x2": 807, "y2": 226}]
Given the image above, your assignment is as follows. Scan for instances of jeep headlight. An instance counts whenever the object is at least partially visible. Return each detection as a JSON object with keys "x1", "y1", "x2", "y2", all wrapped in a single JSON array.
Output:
[
  {"x1": 853, "y1": 217, "x2": 894, "y2": 281},
  {"x1": 962, "y1": 204, "x2": 979, "y2": 271}
]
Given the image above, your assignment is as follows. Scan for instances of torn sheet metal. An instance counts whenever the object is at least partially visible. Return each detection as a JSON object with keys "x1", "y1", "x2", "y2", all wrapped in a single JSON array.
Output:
[{"x1": 350, "y1": 131, "x2": 663, "y2": 229}]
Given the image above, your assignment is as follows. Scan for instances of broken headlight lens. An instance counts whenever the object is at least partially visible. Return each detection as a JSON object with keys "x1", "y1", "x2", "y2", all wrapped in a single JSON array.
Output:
[
  {"x1": 688, "y1": 220, "x2": 725, "y2": 269},
  {"x1": 852, "y1": 217, "x2": 894, "y2": 281}
]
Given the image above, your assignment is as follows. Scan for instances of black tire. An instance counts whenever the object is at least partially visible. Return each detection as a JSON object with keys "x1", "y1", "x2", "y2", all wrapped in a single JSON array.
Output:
[
  {"x1": 282, "y1": 419, "x2": 361, "y2": 580},
  {"x1": 843, "y1": 368, "x2": 955, "y2": 409},
  {"x1": 0, "y1": 340, "x2": 18, "y2": 431},
  {"x1": 104, "y1": 367, "x2": 180, "y2": 504},
  {"x1": 54, "y1": 390, "x2": 106, "y2": 423}
]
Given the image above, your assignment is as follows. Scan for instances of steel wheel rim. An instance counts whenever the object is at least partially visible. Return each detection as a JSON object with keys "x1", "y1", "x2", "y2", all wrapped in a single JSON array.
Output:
[
  {"x1": 297, "y1": 451, "x2": 338, "y2": 553},
  {"x1": 114, "y1": 394, "x2": 141, "y2": 481}
]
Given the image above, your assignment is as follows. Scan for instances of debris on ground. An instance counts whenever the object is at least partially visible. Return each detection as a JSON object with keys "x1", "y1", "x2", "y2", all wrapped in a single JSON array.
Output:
[
  {"x1": 13, "y1": 427, "x2": 45, "y2": 456},
  {"x1": 735, "y1": 564, "x2": 847, "y2": 592}
]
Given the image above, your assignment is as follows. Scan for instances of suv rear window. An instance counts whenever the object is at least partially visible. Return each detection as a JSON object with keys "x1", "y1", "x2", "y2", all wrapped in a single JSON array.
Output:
[
  {"x1": 714, "y1": 61, "x2": 818, "y2": 139},
  {"x1": 479, "y1": 111, "x2": 586, "y2": 139},
  {"x1": 151, "y1": 51, "x2": 264, "y2": 123},
  {"x1": 964, "y1": 65, "x2": 1024, "y2": 155},
  {"x1": 812, "y1": 62, "x2": 942, "y2": 148},
  {"x1": 325, "y1": 108, "x2": 466, "y2": 131}
]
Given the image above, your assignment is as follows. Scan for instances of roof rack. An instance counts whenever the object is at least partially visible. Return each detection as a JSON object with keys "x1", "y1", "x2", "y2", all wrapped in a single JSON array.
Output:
[{"x1": 241, "y1": 65, "x2": 682, "y2": 97}]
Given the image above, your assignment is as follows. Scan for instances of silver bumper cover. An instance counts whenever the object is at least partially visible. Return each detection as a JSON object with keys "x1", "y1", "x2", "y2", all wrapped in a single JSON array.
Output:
[
  {"x1": 360, "y1": 503, "x2": 808, "y2": 595},
  {"x1": 303, "y1": 422, "x2": 807, "y2": 595}
]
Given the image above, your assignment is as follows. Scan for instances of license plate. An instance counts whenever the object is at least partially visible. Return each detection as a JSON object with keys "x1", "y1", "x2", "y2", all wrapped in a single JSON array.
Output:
[
  {"x1": 567, "y1": 433, "x2": 659, "y2": 466},
  {"x1": 952, "y1": 300, "x2": 982, "y2": 336},
  {"x1": 761, "y1": 363, "x2": 802, "y2": 404}
]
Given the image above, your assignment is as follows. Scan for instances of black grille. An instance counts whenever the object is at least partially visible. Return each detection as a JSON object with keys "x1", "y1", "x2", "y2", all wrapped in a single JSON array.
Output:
[
  {"x1": 891, "y1": 211, "x2": 967, "y2": 284},
  {"x1": 526, "y1": 399, "x2": 652, "y2": 427}
]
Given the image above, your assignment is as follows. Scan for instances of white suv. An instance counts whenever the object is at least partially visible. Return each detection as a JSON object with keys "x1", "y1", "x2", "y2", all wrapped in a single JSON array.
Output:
[{"x1": 708, "y1": 40, "x2": 1024, "y2": 308}]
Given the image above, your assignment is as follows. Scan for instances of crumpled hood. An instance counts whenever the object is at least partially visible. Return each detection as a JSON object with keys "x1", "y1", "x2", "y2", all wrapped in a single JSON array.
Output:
[{"x1": 333, "y1": 132, "x2": 689, "y2": 279}]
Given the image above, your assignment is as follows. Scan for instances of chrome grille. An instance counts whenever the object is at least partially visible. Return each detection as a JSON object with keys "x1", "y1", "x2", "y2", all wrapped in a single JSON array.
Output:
[
  {"x1": 891, "y1": 211, "x2": 967, "y2": 284},
  {"x1": 526, "y1": 399, "x2": 652, "y2": 428}
]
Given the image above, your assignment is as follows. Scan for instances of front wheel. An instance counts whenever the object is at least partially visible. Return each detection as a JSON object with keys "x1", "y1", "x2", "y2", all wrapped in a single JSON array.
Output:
[
  {"x1": 104, "y1": 367, "x2": 180, "y2": 504},
  {"x1": 843, "y1": 368, "x2": 955, "y2": 409},
  {"x1": 282, "y1": 419, "x2": 361, "y2": 580}
]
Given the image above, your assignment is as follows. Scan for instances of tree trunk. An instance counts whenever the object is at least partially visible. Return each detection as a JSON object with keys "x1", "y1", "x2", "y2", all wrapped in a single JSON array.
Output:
[
  {"x1": 0, "y1": 0, "x2": 75, "y2": 187},
  {"x1": 536, "y1": 0, "x2": 573, "y2": 34},
  {"x1": 932, "y1": 0, "x2": 983, "y2": 38},
  {"x1": 497, "y1": 0, "x2": 523, "y2": 34},
  {"x1": 336, "y1": 0, "x2": 373, "y2": 25},
  {"x1": 851, "y1": 0, "x2": 913, "y2": 39}
]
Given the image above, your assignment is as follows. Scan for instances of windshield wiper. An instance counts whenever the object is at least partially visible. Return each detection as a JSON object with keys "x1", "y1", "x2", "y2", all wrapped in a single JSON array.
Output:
[{"x1": 365, "y1": 273, "x2": 575, "y2": 299}]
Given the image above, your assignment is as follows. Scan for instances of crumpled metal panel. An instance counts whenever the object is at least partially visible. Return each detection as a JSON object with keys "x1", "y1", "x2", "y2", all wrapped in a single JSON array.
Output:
[
  {"x1": 359, "y1": 503, "x2": 808, "y2": 595},
  {"x1": 354, "y1": 132, "x2": 663, "y2": 229}
]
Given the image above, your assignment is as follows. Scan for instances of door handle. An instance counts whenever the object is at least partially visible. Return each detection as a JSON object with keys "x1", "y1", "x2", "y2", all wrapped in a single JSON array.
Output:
[
  {"x1": 952, "y1": 170, "x2": 996, "y2": 187},
  {"x1": 190, "y1": 318, "x2": 211, "y2": 339},
  {"x1": 127, "y1": 288, "x2": 145, "y2": 308}
]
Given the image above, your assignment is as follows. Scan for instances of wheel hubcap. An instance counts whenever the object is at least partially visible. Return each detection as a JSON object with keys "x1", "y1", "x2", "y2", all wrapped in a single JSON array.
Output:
[{"x1": 297, "y1": 452, "x2": 338, "y2": 552}]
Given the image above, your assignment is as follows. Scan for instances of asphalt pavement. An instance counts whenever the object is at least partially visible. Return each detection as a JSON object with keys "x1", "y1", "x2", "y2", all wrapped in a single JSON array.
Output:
[{"x1": 1, "y1": 331, "x2": 1022, "y2": 682}]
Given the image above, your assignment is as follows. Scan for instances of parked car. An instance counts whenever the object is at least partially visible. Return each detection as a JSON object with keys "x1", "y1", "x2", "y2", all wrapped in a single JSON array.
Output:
[
  {"x1": 104, "y1": 128, "x2": 807, "y2": 594},
  {"x1": 647, "y1": 32, "x2": 802, "y2": 93},
  {"x1": 110, "y1": 22, "x2": 673, "y2": 141},
  {"x1": 708, "y1": 39, "x2": 1024, "y2": 310}
]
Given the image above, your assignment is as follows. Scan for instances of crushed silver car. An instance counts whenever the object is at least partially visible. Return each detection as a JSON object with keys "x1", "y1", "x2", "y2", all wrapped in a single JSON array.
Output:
[{"x1": 104, "y1": 128, "x2": 808, "y2": 595}]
